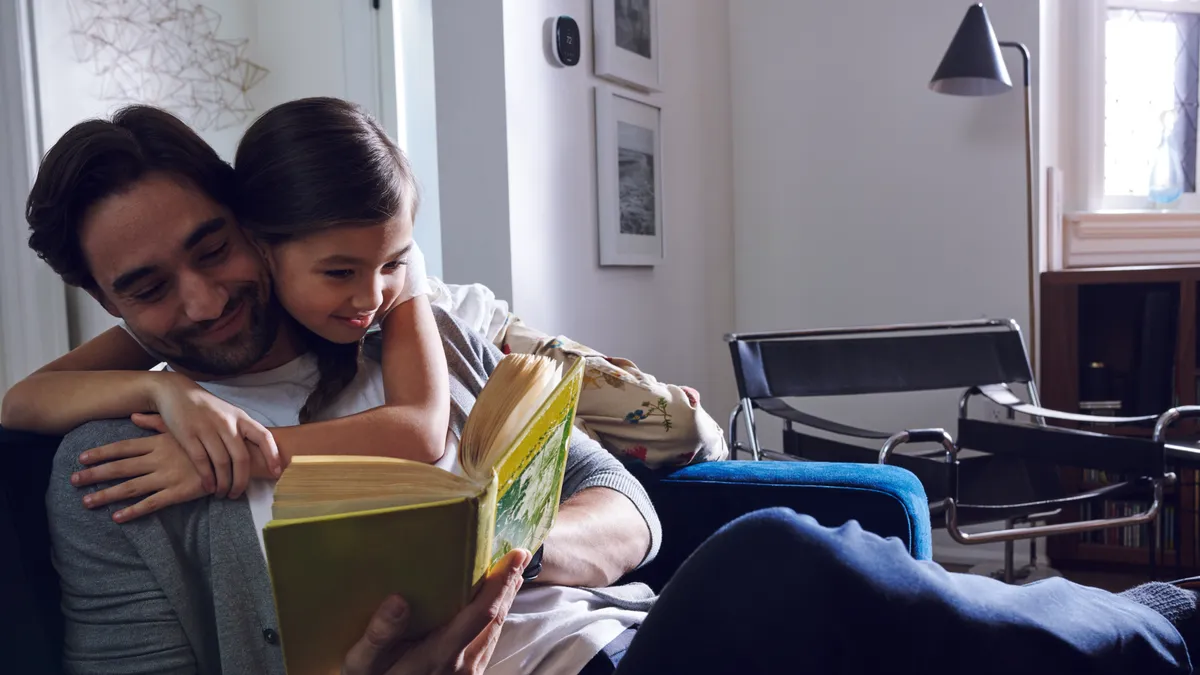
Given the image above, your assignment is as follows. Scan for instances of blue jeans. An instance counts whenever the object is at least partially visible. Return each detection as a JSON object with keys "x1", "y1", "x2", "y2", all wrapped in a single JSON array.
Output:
[{"x1": 615, "y1": 508, "x2": 1192, "y2": 674}]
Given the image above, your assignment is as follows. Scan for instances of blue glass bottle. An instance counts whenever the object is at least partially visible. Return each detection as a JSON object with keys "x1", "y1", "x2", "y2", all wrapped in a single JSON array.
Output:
[{"x1": 1149, "y1": 110, "x2": 1184, "y2": 207}]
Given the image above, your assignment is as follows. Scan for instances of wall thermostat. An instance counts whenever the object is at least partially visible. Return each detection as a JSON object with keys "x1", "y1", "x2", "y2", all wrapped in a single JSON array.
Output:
[{"x1": 551, "y1": 16, "x2": 581, "y2": 67}]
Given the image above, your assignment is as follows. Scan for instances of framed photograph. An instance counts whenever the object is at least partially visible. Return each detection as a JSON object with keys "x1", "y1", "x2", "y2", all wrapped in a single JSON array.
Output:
[
  {"x1": 595, "y1": 86, "x2": 663, "y2": 267},
  {"x1": 592, "y1": 0, "x2": 661, "y2": 92}
]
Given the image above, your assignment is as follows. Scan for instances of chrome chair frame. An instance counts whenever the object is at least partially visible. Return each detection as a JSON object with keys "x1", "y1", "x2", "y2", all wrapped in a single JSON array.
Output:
[{"x1": 726, "y1": 318, "x2": 1176, "y2": 582}]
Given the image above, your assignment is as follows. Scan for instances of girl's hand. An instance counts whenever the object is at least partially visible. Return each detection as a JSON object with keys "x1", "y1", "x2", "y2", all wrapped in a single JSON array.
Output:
[
  {"x1": 149, "y1": 373, "x2": 281, "y2": 498},
  {"x1": 71, "y1": 430, "x2": 210, "y2": 523}
]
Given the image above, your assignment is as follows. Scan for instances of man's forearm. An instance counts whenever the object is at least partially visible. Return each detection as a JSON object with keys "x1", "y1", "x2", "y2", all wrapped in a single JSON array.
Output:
[
  {"x1": 536, "y1": 487, "x2": 651, "y2": 588},
  {"x1": 0, "y1": 371, "x2": 162, "y2": 434}
]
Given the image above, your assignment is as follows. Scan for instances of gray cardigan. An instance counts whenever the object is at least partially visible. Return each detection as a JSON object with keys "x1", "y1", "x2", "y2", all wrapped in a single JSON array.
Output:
[{"x1": 46, "y1": 308, "x2": 660, "y2": 675}]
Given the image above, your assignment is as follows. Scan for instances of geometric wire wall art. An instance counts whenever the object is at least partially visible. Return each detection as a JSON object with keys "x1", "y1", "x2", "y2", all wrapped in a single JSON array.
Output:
[{"x1": 66, "y1": 0, "x2": 269, "y2": 131}]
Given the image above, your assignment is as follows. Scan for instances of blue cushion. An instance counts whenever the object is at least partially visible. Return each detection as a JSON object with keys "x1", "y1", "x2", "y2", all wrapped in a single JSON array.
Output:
[
  {"x1": 658, "y1": 461, "x2": 932, "y2": 560},
  {"x1": 626, "y1": 460, "x2": 930, "y2": 591}
]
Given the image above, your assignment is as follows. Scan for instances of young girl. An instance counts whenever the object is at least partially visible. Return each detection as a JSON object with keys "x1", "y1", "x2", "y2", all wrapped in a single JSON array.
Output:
[{"x1": 2, "y1": 98, "x2": 450, "y2": 521}]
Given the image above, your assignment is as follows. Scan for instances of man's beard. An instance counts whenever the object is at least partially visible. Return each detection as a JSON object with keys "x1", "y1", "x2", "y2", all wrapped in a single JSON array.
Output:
[{"x1": 132, "y1": 283, "x2": 281, "y2": 378}]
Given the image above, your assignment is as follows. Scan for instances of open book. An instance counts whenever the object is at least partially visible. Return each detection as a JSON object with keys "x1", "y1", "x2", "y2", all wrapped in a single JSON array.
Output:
[{"x1": 262, "y1": 354, "x2": 585, "y2": 675}]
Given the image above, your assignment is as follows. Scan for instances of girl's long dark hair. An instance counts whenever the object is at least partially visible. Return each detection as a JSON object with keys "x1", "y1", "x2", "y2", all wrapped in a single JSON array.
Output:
[{"x1": 234, "y1": 97, "x2": 418, "y2": 422}]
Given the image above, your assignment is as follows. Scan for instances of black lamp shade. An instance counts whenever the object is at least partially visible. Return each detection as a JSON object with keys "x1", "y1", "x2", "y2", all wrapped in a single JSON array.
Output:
[{"x1": 930, "y1": 4, "x2": 1012, "y2": 96}]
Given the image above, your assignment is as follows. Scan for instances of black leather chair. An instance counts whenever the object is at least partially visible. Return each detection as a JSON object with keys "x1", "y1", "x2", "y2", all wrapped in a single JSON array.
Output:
[{"x1": 726, "y1": 318, "x2": 1174, "y2": 582}]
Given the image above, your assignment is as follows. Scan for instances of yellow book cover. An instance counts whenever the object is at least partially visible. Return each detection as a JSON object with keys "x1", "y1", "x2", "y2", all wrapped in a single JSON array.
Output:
[{"x1": 262, "y1": 356, "x2": 584, "y2": 675}]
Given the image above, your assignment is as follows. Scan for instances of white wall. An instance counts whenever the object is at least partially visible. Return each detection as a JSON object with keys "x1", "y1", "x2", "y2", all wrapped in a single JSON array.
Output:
[
  {"x1": 252, "y1": 0, "x2": 346, "y2": 111},
  {"x1": 497, "y1": 0, "x2": 737, "y2": 414},
  {"x1": 1039, "y1": 0, "x2": 1062, "y2": 272},
  {"x1": 430, "y1": 0, "x2": 516, "y2": 303},
  {"x1": 1052, "y1": 0, "x2": 1102, "y2": 215},
  {"x1": 730, "y1": 0, "x2": 1039, "y2": 438},
  {"x1": 391, "y1": 0, "x2": 444, "y2": 279}
]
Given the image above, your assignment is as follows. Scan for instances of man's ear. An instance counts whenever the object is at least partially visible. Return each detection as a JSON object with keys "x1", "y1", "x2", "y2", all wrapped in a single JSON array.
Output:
[{"x1": 84, "y1": 285, "x2": 121, "y2": 318}]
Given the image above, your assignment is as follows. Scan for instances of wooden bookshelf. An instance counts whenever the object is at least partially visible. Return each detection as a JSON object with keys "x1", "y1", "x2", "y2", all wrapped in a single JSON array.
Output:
[{"x1": 1040, "y1": 265, "x2": 1200, "y2": 574}]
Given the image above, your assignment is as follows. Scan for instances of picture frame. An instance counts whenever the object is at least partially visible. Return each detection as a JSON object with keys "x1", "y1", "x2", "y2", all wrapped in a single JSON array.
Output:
[
  {"x1": 595, "y1": 86, "x2": 664, "y2": 267},
  {"x1": 592, "y1": 0, "x2": 661, "y2": 92}
]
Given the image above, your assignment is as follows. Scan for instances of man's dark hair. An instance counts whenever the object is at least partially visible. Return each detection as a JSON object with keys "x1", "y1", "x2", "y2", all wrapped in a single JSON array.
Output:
[{"x1": 25, "y1": 105, "x2": 236, "y2": 290}]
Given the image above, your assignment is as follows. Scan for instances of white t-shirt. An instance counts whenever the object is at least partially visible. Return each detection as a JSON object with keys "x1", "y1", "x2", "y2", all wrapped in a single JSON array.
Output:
[
  {"x1": 397, "y1": 240, "x2": 431, "y2": 304},
  {"x1": 187, "y1": 352, "x2": 643, "y2": 675}
]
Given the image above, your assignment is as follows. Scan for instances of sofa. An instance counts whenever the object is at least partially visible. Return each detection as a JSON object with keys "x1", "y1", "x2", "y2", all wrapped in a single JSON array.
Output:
[{"x1": 1, "y1": 425, "x2": 931, "y2": 674}]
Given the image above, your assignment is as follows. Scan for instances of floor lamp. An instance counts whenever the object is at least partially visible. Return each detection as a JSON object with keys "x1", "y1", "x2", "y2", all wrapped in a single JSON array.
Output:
[{"x1": 930, "y1": 3, "x2": 1037, "y2": 373}]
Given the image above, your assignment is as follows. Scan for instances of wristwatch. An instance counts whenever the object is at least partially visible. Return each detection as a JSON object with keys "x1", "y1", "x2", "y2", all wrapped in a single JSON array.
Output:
[{"x1": 522, "y1": 545, "x2": 544, "y2": 581}]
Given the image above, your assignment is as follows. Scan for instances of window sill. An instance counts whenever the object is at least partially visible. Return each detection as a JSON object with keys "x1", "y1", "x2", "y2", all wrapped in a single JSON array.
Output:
[{"x1": 1061, "y1": 210, "x2": 1200, "y2": 269}]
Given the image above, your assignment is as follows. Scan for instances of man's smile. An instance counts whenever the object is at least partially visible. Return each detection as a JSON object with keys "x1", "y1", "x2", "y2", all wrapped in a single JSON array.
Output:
[{"x1": 198, "y1": 300, "x2": 248, "y2": 343}]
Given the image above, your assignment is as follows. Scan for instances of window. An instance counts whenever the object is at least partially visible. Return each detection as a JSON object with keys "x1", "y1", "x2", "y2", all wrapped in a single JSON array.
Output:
[
  {"x1": 1054, "y1": 1, "x2": 1200, "y2": 269},
  {"x1": 1102, "y1": 1, "x2": 1200, "y2": 209}
]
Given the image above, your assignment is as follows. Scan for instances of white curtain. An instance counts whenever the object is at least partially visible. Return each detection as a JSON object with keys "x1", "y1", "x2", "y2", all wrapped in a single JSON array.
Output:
[{"x1": 0, "y1": 0, "x2": 70, "y2": 396}]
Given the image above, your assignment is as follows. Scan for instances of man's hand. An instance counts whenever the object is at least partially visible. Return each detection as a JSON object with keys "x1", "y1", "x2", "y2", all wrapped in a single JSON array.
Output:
[
  {"x1": 71, "y1": 426, "x2": 211, "y2": 523},
  {"x1": 342, "y1": 549, "x2": 529, "y2": 675}
]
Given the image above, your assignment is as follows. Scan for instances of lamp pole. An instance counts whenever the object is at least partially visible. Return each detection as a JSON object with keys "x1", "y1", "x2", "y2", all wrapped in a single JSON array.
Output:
[
  {"x1": 999, "y1": 40, "x2": 1036, "y2": 375},
  {"x1": 930, "y1": 4, "x2": 1039, "y2": 374}
]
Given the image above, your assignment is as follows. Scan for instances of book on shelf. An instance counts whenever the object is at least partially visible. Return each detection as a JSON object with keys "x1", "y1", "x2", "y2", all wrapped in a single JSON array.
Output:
[
  {"x1": 1078, "y1": 500, "x2": 1175, "y2": 552},
  {"x1": 1079, "y1": 400, "x2": 1123, "y2": 417}
]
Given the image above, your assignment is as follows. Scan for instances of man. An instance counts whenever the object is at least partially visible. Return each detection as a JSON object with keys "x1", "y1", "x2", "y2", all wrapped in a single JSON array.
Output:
[
  {"x1": 354, "y1": 511, "x2": 1199, "y2": 675},
  {"x1": 26, "y1": 106, "x2": 657, "y2": 675},
  {"x1": 24, "y1": 106, "x2": 1200, "y2": 675}
]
